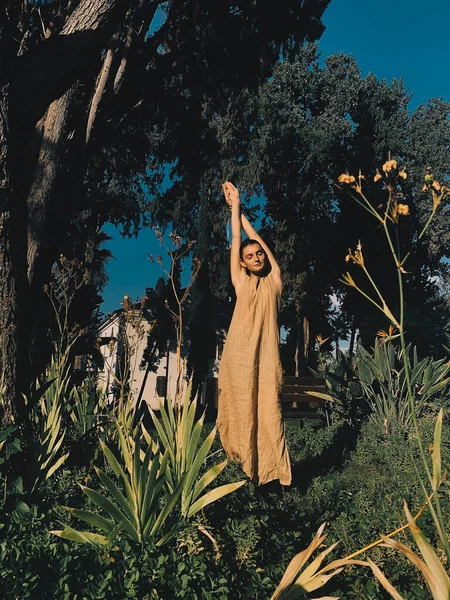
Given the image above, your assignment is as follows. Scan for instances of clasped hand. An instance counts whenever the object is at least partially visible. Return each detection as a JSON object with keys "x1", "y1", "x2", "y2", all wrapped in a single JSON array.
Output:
[{"x1": 222, "y1": 181, "x2": 240, "y2": 209}]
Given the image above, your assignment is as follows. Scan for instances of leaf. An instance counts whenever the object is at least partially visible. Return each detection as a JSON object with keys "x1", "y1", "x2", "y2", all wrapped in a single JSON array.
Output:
[
  {"x1": 403, "y1": 503, "x2": 450, "y2": 598},
  {"x1": 381, "y1": 537, "x2": 440, "y2": 598},
  {"x1": 187, "y1": 479, "x2": 247, "y2": 517},
  {"x1": 94, "y1": 467, "x2": 137, "y2": 528},
  {"x1": 19, "y1": 378, "x2": 57, "y2": 424},
  {"x1": 65, "y1": 507, "x2": 115, "y2": 533},
  {"x1": 150, "y1": 408, "x2": 175, "y2": 464},
  {"x1": 100, "y1": 443, "x2": 134, "y2": 506},
  {"x1": 425, "y1": 377, "x2": 450, "y2": 399},
  {"x1": 186, "y1": 413, "x2": 205, "y2": 468},
  {"x1": 271, "y1": 524, "x2": 327, "y2": 599},
  {"x1": 51, "y1": 527, "x2": 108, "y2": 545},
  {"x1": 12, "y1": 500, "x2": 31, "y2": 522},
  {"x1": 147, "y1": 474, "x2": 186, "y2": 538},
  {"x1": 366, "y1": 558, "x2": 405, "y2": 600},
  {"x1": 356, "y1": 357, "x2": 374, "y2": 385},
  {"x1": 432, "y1": 409, "x2": 443, "y2": 490},
  {"x1": 182, "y1": 426, "x2": 217, "y2": 502},
  {"x1": 46, "y1": 452, "x2": 69, "y2": 479},
  {"x1": 81, "y1": 484, "x2": 138, "y2": 542},
  {"x1": 192, "y1": 460, "x2": 229, "y2": 503},
  {"x1": 10, "y1": 475, "x2": 23, "y2": 495},
  {"x1": 301, "y1": 568, "x2": 345, "y2": 592},
  {"x1": 297, "y1": 542, "x2": 340, "y2": 585},
  {"x1": 305, "y1": 391, "x2": 334, "y2": 402},
  {"x1": 141, "y1": 449, "x2": 162, "y2": 526}
]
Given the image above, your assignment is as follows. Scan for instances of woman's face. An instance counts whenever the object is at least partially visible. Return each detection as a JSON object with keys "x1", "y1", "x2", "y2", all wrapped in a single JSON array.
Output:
[{"x1": 240, "y1": 243, "x2": 266, "y2": 274}]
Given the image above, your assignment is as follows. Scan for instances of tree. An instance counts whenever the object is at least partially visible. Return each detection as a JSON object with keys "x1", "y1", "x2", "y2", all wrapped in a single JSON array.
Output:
[
  {"x1": 0, "y1": 0, "x2": 330, "y2": 423},
  {"x1": 235, "y1": 49, "x2": 450, "y2": 369}
]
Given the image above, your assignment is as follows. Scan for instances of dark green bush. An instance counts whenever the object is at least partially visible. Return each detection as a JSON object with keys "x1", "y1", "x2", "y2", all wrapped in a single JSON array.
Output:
[{"x1": 1, "y1": 414, "x2": 449, "y2": 599}]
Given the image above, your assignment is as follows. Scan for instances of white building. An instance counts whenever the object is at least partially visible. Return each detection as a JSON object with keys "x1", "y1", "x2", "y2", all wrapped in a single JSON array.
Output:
[{"x1": 96, "y1": 305, "x2": 229, "y2": 410}]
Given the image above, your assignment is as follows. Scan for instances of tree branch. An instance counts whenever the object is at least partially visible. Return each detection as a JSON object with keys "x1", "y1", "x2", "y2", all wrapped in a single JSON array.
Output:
[
  {"x1": 13, "y1": 0, "x2": 130, "y2": 137},
  {"x1": 85, "y1": 28, "x2": 120, "y2": 145}
]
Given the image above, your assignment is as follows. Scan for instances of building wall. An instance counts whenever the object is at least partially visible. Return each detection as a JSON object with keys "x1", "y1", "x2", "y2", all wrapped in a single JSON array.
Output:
[{"x1": 97, "y1": 313, "x2": 189, "y2": 410}]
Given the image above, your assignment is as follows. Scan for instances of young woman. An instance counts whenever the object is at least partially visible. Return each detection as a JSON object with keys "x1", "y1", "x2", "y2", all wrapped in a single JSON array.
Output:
[{"x1": 217, "y1": 181, "x2": 291, "y2": 486}]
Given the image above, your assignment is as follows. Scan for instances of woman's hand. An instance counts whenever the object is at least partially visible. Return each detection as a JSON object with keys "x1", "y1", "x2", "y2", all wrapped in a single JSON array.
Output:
[{"x1": 222, "y1": 181, "x2": 240, "y2": 209}]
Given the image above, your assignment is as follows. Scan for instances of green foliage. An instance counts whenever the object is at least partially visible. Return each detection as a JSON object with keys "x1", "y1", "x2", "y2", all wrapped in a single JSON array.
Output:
[
  {"x1": 1, "y1": 414, "x2": 449, "y2": 598},
  {"x1": 356, "y1": 341, "x2": 450, "y2": 427},
  {"x1": 312, "y1": 349, "x2": 366, "y2": 426},
  {"x1": 70, "y1": 378, "x2": 107, "y2": 436},
  {"x1": 149, "y1": 387, "x2": 246, "y2": 519},
  {"x1": 53, "y1": 420, "x2": 184, "y2": 547},
  {"x1": 28, "y1": 351, "x2": 74, "y2": 491},
  {"x1": 316, "y1": 341, "x2": 450, "y2": 428},
  {"x1": 304, "y1": 417, "x2": 450, "y2": 556}
]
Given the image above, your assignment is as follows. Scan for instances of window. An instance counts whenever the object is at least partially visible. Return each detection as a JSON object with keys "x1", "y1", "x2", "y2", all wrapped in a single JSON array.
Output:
[
  {"x1": 156, "y1": 376, "x2": 167, "y2": 398},
  {"x1": 205, "y1": 377, "x2": 219, "y2": 408}
]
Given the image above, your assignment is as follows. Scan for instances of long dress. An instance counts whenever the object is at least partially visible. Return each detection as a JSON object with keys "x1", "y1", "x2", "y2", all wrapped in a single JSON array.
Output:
[{"x1": 217, "y1": 269, "x2": 292, "y2": 486}]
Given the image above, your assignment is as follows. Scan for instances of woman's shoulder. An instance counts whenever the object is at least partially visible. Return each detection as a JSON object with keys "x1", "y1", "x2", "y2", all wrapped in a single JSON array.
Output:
[{"x1": 266, "y1": 270, "x2": 282, "y2": 297}]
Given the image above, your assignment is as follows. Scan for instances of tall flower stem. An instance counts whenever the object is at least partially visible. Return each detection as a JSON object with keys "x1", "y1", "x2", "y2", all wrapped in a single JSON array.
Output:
[
  {"x1": 340, "y1": 162, "x2": 450, "y2": 564},
  {"x1": 384, "y1": 215, "x2": 450, "y2": 561}
]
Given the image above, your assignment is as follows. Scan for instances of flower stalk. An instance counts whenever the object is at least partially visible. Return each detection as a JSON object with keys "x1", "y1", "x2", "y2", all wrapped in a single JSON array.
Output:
[{"x1": 338, "y1": 159, "x2": 450, "y2": 564}]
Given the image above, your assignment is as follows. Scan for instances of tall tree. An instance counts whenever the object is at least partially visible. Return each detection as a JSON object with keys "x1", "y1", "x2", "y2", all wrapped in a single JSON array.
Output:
[
  {"x1": 251, "y1": 50, "x2": 450, "y2": 365},
  {"x1": 0, "y1": 0, "x2": 330, "y2": 422}
]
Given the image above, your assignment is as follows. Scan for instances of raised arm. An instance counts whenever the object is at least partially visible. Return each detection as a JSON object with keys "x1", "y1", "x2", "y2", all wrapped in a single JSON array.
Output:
[
  {"x1": 222, "y1": 182, "x2": 244, "y2": 293},
  {"x1": 240, "y1": 213, "x2": 282, "y2": 293},
  {"x1": 224, "y1": 181, "x2": 282, "y2": 293}
]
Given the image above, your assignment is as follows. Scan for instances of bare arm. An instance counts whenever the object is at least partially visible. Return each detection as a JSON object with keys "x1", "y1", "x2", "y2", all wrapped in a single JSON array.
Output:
[
  {"x1": 240, "y1": 214, "x2": 282, "y2": 294},
  {"x1": 222, "y1": 183, "x2": 244, "y2": 293}
]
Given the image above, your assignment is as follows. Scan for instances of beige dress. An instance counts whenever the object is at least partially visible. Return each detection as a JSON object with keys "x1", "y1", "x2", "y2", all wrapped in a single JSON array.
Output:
[{"x1": 217, "y1": 270, "x2": 292, "y2": 486}]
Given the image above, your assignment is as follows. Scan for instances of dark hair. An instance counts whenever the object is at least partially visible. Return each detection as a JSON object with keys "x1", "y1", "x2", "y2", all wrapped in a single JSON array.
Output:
[{"x1": 239, "y1": 238, "x2": 263, "y2": 260}]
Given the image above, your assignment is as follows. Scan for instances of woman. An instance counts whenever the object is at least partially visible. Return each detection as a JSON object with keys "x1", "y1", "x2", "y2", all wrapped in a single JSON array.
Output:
[{"x1": 217, "y1": 181, "x2": 291, "y2": 486}]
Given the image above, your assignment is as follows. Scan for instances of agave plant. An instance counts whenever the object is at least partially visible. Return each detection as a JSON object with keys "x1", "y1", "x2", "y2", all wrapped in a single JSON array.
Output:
[
  {"x1": 270, "y1": 523, "x2": 344, "y2": 599},
  {"x1": 52, "y1": 420, "x2": 184, "y2": 546},
  {"x1": 28, "y1": 352, "x2": 74, "y2": 491},
  {"x1": 70, "y1": 378, "x2": 108, "y2": 435},
  {"x1": 270, "y1": 522, "x2": 386, "y2": 599},
  {"x1": 372, "y1": 502, "x2": 450, "y2": 600},
  {"x1": 148, "y1": 384, "x2": 246, "y2": 518},
  {"x1": 356, "y1": 342, "x2": 450, "y2": 427}
]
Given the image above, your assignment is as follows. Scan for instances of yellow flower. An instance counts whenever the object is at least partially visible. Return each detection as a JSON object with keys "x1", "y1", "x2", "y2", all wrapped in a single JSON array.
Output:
[
  {"x1": 316, "y1": 334, "x2": 331, "y2": 346},
  {"x1": 340, "y1": 272, "x2": 357, "y2": 287},
  {"x1": 338, "y1": 173, "x2": 356, "y2": 184},
  {"x1": 374, "y1": 170, "x2": 382, "y2": 182},
  {"x1": 432, "y1": 192, "x2": 441, "y2": 212},
  {"x1": 398, "y1": 169, "x2": 407, "y2": 180},
  {"x1": 382, "y1": 159, "x2": 397, "y2": 173},
  {"x1": 377, "y1": 325, "x2": 397, "y2": 339},
  {"x1": 397, "y1": 203, "x2": 410, "y2": 216},
  {"x1": 346, "y1": 241, "x2": 365, "y2": 267},
  {"x1": 431, "y1": 180, "x2": 441, "y2": 191}
]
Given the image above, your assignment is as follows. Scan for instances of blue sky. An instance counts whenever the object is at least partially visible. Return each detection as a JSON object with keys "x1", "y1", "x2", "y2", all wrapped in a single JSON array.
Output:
[{"x1": 101, "y1": 0, "x2": 450, "y2": 314}]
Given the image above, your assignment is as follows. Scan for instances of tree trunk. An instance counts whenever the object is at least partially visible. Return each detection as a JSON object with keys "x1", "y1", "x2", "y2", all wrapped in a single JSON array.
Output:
[
  {"x1": 27, "y1": 87, "x2": 77, "y2": 284},
  {"x1": 294, "y1": 316, "x2": 310, "y2": 376},
  {"x1": 294, "y1": 319, "x2": 301, "y2": 376},
  {"x1": 0, "y1": 0, "x2": 130, "y2": 417},
  {"x1": 27, "y1": 86, "x2": 82, "y2": 378},
  {"x1": 0, "y1": 87, "x2": 29, "y2": 425},
  {"x1": 303, "y1": 316, "x2": 310, "y2": 368},
  {"x1": 349, "y1": 315, "x2": 357, "y2": 358}
]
